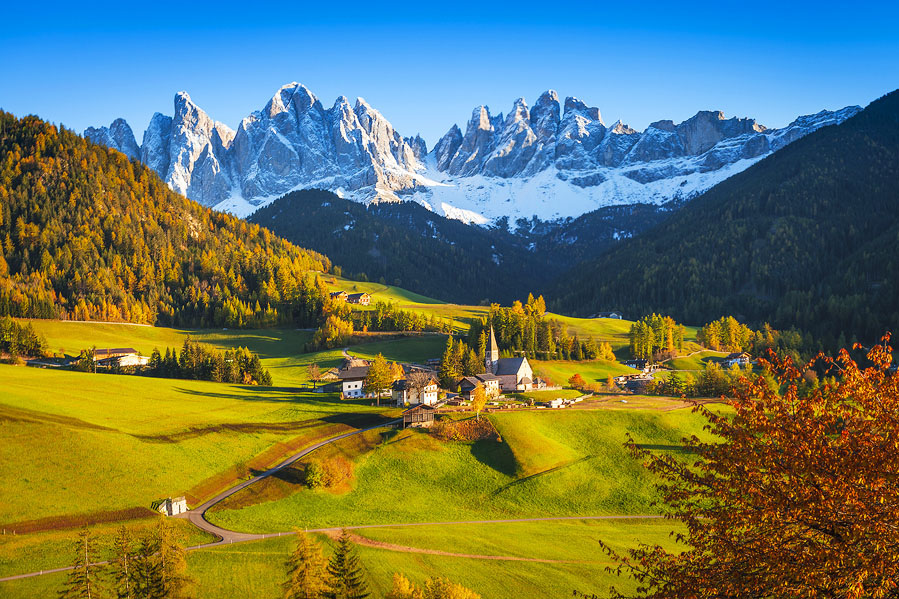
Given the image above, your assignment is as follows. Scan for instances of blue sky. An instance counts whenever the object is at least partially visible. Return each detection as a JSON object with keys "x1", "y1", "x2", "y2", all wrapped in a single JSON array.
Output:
[{"x1": 2, "y1": 0, "x2": 897, "y2": 146}]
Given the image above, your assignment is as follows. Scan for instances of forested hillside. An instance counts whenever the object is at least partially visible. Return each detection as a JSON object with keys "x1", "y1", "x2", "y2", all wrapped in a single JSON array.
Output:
[
  {"x1": 250, "y1": 189, "x2": 553, "y2": 305},
  {"x1": 551, "y1": 90, "x2": 899, "y2": 347},
  {"x1": 0, "y1": 112, "x2": 332, "y2": 328}
]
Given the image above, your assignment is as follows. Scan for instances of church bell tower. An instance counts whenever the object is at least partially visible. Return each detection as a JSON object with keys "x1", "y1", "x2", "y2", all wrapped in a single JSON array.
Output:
[{"x1": 486, "y1": 326, "x2": 500, "y2": 374}]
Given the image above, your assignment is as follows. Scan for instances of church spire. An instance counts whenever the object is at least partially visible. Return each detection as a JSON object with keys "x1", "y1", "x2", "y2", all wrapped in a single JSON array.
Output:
[{"x1": 486, "y1": 326, "x2": 500, "y2": 374}]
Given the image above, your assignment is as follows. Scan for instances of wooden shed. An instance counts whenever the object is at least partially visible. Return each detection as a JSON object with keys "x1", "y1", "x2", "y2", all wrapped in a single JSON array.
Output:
[{"x1": 402, "y1": 404, "x2": 436, "y2": 429}]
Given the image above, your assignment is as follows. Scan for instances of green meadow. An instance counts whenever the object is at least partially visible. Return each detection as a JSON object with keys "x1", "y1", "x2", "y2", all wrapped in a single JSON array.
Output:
[
  {"x1": 0, "y1": 365, "x2": 395, "y2": 525},
  {"x1": 1, "y1": 518, "x2": 682, "y2": 599},
  {"x1": 207, "y1": 408, "x2": 709, "y2": 533},
  {"x1": 664, "y1": 350, "x2": 729, "y2": 371}
]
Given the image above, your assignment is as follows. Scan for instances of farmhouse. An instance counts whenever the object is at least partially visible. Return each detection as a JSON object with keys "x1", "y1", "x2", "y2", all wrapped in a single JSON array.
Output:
[
  {"x1": 458, "y1": 373, "x2": 501, "y2": 400},
  {"x1": 392, "y1": 376, "x2": 440, "y2": 406},
  {"x1": 330, "y1": 291, "x2": 348, "y2": 302},
  {"x1": 723, "y1": 352, "x2": 751, "y2": 367},
  {"x1": 337, "y1": 365, "x2": 369, "y2": 398},
  {"x1": 155, "y1": 496, "x2": 188, "y2": 516},
  {"x1": 402, "y1": 404, "x2": 436, "y2": 428},
  {"x1": 94, "y1": 348, "x2": 149, "y2": 368},
  {"x1": 595, "y1": 311, "x2": 624, "y2": 319},
  {"x1": 346, "y1": 292, "x2": 371, "y2": 306},
  {"x1": 483, "y1": 327, "x2": 534, "y2": 392}
]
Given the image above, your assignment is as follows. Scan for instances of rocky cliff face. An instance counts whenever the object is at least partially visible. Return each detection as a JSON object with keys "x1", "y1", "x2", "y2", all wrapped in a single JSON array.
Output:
[{"x1": 86, "y1": 83, "x2": 861, "y2": 224}]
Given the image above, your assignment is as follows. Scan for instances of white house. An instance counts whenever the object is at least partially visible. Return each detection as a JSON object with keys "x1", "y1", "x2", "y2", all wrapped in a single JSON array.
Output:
[
  {"x1": 723, "y1": 352, "x2": 751, "y2": 367},
  {"x1": 337, "y1": 366, "x2": 369, "y2": 398},
  {"x1": 392, "y1": 376, "x2": 439, "y2": 406},
  {"x1": 94, "y1": 348, "x2": 149, "y2": 368},
  {"x1": 156, "y1": 496, "x2": 188, "y2": 516}
]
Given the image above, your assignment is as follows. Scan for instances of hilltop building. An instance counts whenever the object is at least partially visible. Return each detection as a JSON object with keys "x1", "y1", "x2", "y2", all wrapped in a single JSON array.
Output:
[{"x1": 482, "y1": 327, "x2": 534, "y2": 392}]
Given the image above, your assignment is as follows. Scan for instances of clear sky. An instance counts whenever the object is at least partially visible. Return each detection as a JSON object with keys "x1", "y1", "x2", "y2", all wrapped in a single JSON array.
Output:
[{"x1": 2, "y1": 0, "x2": 897, "y2": 147}]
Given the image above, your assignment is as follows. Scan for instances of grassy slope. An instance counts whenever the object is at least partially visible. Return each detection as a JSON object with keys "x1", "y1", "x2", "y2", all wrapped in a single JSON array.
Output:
[
  {"x1": 1, "y1": 519, "x2": 680, "y2": 599},
  {"x1": 208, "y1": 408, "x2": 709, "y2": 533},
  {"x1": 664, "y1": 350, "x2": 728, "y2": 371},
  {"x1": 0, "y1": 365, "x2": 394, "y2": 524}
]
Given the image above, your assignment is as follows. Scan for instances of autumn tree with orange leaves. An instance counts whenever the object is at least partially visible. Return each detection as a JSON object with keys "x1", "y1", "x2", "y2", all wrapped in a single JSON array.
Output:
[{"x1": 597, "y1": 335, "x2": 899, "y2": 599}]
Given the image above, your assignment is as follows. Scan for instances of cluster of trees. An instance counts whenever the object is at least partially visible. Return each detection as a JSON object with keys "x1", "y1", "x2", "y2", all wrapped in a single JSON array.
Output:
[
  {"x1": 284, "y1": 530, "x2": 479, "y2": 599},
  {"x1": 362, "y1": 353, "x2": 405, "y2": 404},
  {"x1": 697, "y1": 316, "x2": 811, "y2": 362},
  {"x1": 145, "y1": 339, "x2": 272, "y2": 386},
  {"x1": 59, "y1": 521, "x2": 190, "y2": 599},
  {"x1": 599, "y1": 336, "x2": 899, "y2": 598},
  {"x1": 349, "y1": 301, "x2": 452, "y2": 334},
  {"x1": 628, "y1": 314, "x2": 686, "y2": 360},
  {"x1": 552, "y1": 92, "x2": 899, "y2": 352},
  {"x1": 438, "y1": 337, "x2": 484, "y2": 389},
  {"x1": 466, "y1": 296, "x2": 607, "y2": 362},
  {"x1": 646, "y1": 362, "x2": 751, "y2": 398},
  {"x1": 0, "y1": 111, "x2": 333, "y2": 329},
  {"x1": 697, "y1": 316, "x2": 754, "y2": 352},
  {"x1": 310, "y1": 314, "x2": 356, "y2": 351},
  {"x1": 0, "y1": 315, "x2": 45, "y2": 357}
]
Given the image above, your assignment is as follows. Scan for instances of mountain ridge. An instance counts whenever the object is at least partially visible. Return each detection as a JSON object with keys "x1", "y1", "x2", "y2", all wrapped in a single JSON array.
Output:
[{"x1": 85, "y1": 84, "x2": 860, "y2": 225}]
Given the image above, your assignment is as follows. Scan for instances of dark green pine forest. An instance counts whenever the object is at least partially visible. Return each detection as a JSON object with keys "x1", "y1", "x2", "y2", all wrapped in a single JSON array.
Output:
[
  {"x1": 0, "y1": 112, "x2": 333, "y2": 328},
  {"x1": 551, "y1": 90, "x2": 899, "y2": 348}
]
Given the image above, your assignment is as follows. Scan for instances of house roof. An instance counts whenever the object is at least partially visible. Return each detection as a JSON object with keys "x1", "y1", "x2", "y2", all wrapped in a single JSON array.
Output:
[
  {"x1": 94, "y1": 348, "x2": 138, "y2": 358},
  {"x1": 459, "y1": 376, "x2": 481, "y2": 389},
  {"x1": 347, "y1": 292, "x2": 370, "y2": 300},
  {"x1": 403, "y1": 404, "x2": 436, "y2": 414},
  {"x1": 494, "y1": 357, "x2": 527, "y2": 376},
  {"x1": 519, "y1": 377, "x2": 533, "y2": 385},
  {"x1": 725, "y1": 352, "x2": 750, "y2": 360},
  {"x1": 338, "y1": 366, "x2": 369, "y2": 380},
  {"x1": 476, "y1": 373, "x2": 499, "y2": 382}
]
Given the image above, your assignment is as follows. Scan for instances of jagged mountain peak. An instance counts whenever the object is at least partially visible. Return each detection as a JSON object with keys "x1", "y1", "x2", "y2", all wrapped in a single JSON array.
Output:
[{"x1": 86, "y1": 82, "x2": 863, "y2": 225}]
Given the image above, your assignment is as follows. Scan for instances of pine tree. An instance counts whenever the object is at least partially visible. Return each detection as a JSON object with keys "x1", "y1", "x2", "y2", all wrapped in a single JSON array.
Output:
[
  {"x1": 326, "y1": 530, "x2": 369, "y2": 599},
  {"x1": 110, "y1": 526, "x2": 135, "y2": 599},
  {"x1": 59, "y1": 528, "x2": 104, "y2": 599},
  {"x1": 284, "y1": 533, "x2": 330, "y2": 599}
]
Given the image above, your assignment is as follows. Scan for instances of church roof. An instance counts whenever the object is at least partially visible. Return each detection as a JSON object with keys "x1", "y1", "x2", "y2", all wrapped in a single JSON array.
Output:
[
  {"x1": 489, "y1": 326, "x2": 499, "y2": 355},
  {"x1": 494, "y1": 357, "x2": 528, "y2": 376}
]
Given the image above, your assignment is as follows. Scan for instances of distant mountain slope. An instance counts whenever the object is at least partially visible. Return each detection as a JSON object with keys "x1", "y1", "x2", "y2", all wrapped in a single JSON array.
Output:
[
  {"x1": 249, "y1": 189, "x2": 554, "y2": 305},
  {"x1": 0, "y1": 112, "x2": 331, "y2": 328},
  {"x1": 550, "y1": 90, "x2": 899, "y2": 346},
  {"x1": 86, "y1": 83, "x2": 859, "y2": 224}
]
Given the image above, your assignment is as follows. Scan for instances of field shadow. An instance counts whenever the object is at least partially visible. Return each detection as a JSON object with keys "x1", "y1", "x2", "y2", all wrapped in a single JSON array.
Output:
[
  {"x1": 172, "y1": 385, "x2": 375, "y2": 407},
  {"x1": 469, "y1": 438, "x2": 518, "y2": 478},
  {"x1": 491, "y1": 455, "x2": 597, "y2": 496},
  {"x1": 635, "y1": 444, "x2": 697, "y2": 454},
  {"x1": 250, "y1": 466, "x2": 305, "y2": 486}
]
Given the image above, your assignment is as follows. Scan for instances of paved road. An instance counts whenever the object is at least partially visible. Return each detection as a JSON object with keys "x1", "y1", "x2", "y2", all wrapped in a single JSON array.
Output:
[{"x1": 175, "y1": 419, "x2": 400, "y2": 545}]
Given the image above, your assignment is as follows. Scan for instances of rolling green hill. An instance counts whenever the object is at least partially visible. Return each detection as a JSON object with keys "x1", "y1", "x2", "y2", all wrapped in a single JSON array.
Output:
[{"x1": 551, "y1": 90, "x2": 899, "y2": 348}]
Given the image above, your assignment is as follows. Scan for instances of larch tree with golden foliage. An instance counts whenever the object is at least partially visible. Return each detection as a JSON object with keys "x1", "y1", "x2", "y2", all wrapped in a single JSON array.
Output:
[
  {"x1": 600, "y1": 335, "x2": 899, "y2": 599},
  {"x1": 471, "y1": 383, "x2": 487, "y2": 421}
]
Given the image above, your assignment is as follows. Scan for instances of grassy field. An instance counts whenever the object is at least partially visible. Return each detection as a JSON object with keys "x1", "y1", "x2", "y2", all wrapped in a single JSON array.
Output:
[
  {"x1": 207, "y1": 407, "x2": 710, "y2": 533},
  {"x1": 0, "y1": 518, "x2": 681, "y2": 599},
  {"x1": 664, "y1": 350, "x2": 729, "y2": 371},
  {"x1": 0, "y1": 365, "x2": 395, "y2": 525},
  {"x1": 532, "y1": 358, "x2": 636, "y2": 387}
]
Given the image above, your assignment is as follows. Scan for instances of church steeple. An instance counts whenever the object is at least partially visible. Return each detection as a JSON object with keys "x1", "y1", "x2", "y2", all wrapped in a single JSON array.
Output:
[{"x1": 486, "y1": 326, "x2": 500, "y2": 374}]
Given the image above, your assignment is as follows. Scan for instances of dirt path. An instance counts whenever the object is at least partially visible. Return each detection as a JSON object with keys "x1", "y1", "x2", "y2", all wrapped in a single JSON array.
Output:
[
  {"x1": 321, "y1": 529, "x2": 598, "y2": 564},
  {"x1": 0, "y1": 516, "x2": 664, "y2": 582}
]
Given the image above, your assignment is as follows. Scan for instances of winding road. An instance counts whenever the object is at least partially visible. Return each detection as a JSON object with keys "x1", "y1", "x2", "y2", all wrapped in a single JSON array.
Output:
[{"x1": 0, "y1": 417, "x2": 664, "y2": 584}]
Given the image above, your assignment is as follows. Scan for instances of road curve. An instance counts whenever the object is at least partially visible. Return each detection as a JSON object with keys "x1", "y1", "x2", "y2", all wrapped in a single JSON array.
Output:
[{"x1": 177, "y1": 418, "x2": 400, "y2": 545}]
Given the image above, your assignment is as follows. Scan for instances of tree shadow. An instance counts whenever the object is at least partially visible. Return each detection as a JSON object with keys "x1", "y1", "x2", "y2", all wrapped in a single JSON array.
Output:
[
  {"x1": 635, "y1": 444, "x2": 697, "y2": 454},
  {"x1": 469, "y1": 438, "x2": 518, "y2": 478},
  {"x1": 250, "y1": 465, "x2": 306, "y2": 486}
]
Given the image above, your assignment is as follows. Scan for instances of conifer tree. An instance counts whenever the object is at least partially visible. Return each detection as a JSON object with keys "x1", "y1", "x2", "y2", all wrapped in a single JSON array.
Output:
[
  {"x1": 326, "y1": 530, "x2": 369, "y2": 599},
  {"x1": 284, "y1": 533, "x2": 330, "y2": 599},
  {"x1": 59, "y1": 528, "x2": 104, "y2": 599},
  {"x1": 110, "y1": 526, "x2": 135, "y2": 599}
]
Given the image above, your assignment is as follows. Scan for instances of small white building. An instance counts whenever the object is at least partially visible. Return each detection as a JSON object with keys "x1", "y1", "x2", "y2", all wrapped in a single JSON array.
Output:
[
  {"x1": 156, "y1": 496, "x2": 188, "y2": 516},
  {"x1": 338, "y1": 365, "x2": 369, "y2": 398},
  {"x1": 392, "y1": 376, "x2": 439, "y2": 406}
]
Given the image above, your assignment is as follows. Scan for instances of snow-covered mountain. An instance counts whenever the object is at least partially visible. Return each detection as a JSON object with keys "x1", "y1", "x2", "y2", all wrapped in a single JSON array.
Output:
[{"x1": 85, "y1": 83, "x2": 860, "y2": 224}]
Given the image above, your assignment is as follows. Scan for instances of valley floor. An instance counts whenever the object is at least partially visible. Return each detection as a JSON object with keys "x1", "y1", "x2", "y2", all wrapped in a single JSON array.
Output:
[{"x1": 0, "y1": 318, "x2": 708, "y2": 597}]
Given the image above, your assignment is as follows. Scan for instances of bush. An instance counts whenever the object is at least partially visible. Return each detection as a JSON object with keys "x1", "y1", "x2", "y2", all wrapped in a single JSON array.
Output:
[{"x1": 304, "y1": 456, "x2": 354, "y2": 489}]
